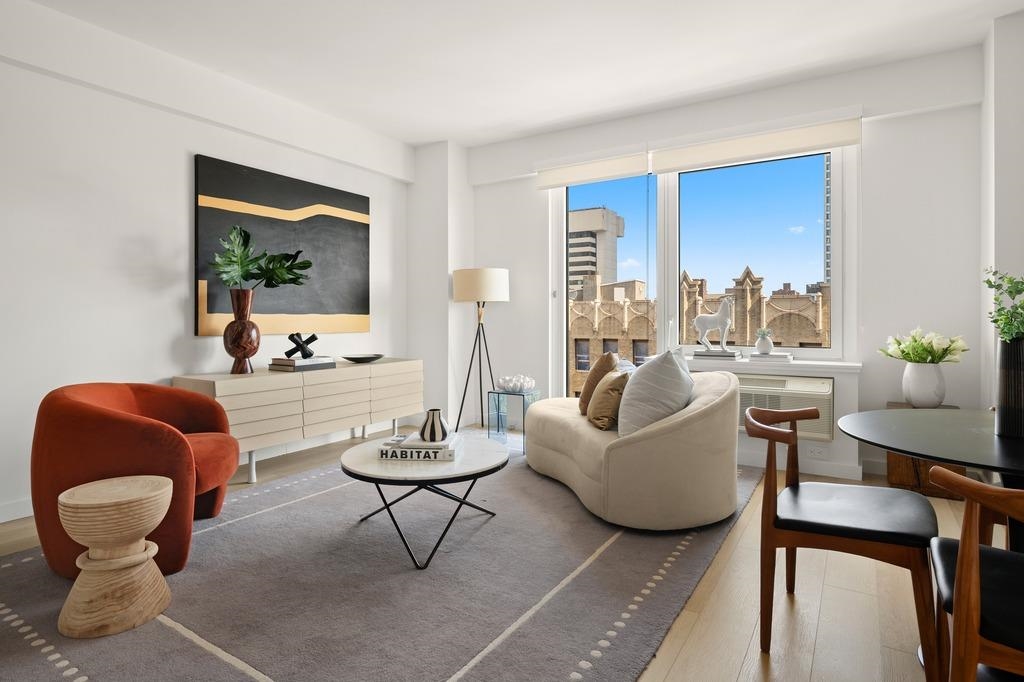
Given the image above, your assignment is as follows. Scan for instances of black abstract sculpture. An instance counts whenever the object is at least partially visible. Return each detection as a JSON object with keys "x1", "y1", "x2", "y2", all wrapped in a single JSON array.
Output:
[{"x1": 285, "y1": 333, "x2": 318, "y2": 359}]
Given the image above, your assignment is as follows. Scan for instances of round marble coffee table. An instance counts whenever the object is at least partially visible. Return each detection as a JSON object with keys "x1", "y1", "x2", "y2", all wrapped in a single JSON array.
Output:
[{"x1": 340, "y1": 436, "x2": 509, "y2": 569}]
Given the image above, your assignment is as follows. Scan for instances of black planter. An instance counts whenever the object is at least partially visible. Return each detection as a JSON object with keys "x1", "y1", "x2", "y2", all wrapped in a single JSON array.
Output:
[{"x1": 996, "y1": 338, "x2": 1024, "y2": 438}]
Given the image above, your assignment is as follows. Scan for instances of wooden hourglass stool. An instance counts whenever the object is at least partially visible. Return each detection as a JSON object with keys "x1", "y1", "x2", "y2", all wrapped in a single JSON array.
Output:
[{"x1": 57, "y1": 475, "x2": 173, "y2": 638}]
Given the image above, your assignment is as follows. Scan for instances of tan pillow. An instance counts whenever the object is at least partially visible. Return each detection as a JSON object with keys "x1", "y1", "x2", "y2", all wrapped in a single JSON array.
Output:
[
  {"x1": 579, "y1": 351, "x2": 619, "y2": 415},
  {"x1": 587, "y1": 370, "x2": 629, "y2": 430}
]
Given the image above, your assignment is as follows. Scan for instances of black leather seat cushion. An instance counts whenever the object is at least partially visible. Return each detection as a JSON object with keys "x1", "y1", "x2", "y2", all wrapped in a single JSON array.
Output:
[
  {"x1": 775, "y1": 483, "x2": 937, "y2": 548},
  {"x1": 931, "y1": 537, "x2": 1024, "y2": 653}
]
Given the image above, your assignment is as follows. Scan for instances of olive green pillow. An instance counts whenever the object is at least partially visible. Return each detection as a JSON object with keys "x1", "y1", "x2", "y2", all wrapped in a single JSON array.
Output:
[
  {"x1": 579, "y1": 351, "x2": 619, "y2": 415},
  {"x1": 587, "y1": 370, "x2": 630, "y2": 431}
]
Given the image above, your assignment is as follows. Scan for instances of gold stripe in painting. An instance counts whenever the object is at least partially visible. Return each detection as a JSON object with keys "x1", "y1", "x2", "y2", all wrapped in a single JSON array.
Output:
[
  {"x1": 197, "y1": 195, "x2": 370, "y2": 224},
  {"x1": 197, "y1": 280, "x2": 369, "y2": 336}
]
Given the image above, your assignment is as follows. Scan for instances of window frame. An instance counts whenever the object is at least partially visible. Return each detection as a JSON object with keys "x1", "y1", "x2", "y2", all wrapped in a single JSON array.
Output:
[
  {"x1": 663, "y1": 146, "x2": 848, "y2": 361},
  {"x1": 549, "y1": 145, "x2": 857, "y2": 397}
]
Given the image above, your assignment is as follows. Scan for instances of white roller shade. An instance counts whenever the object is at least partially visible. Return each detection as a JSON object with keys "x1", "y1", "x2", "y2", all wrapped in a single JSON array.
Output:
[
  {"x1": 651, "y1": 119, "x2": 861, "y2": 174},
  {"x1": 535, "y1": 153, "x2": 649, "y2": 190}
]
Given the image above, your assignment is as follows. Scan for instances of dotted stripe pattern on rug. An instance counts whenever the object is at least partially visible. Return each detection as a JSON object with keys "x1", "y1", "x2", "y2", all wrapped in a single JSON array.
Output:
[
  {"x1": 0, "y1": 598, "x2": 89, "y2": 681},
  {"x1": 566, "y1": 531, "x2": 697, "y2": 680}
]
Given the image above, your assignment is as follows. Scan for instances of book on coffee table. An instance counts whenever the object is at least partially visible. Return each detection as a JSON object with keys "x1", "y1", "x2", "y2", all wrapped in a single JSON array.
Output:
[{"x1": 378, "y1": 433, "x2": 461, "y2": 461}]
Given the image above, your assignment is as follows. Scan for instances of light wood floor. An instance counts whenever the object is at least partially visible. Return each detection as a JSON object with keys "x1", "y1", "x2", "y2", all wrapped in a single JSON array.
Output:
[{"x1": 1, "y1": 443, "x2": 981, "y2": 682}]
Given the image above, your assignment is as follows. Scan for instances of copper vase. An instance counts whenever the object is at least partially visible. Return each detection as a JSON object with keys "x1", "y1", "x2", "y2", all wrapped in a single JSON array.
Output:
[{"x1": 223, "y1": 289, "x2": 260, "y2": 374}]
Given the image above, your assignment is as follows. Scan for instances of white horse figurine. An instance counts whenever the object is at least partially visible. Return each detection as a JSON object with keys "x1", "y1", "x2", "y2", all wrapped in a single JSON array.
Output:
[{"x1": 694, "y1": 296, "x2": 734, "y2": 351}]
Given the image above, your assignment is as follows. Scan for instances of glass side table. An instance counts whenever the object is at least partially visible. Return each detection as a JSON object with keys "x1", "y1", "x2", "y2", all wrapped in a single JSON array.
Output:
[{"x1": 487, "y1": 390, "x2": 541, "y2": 443}]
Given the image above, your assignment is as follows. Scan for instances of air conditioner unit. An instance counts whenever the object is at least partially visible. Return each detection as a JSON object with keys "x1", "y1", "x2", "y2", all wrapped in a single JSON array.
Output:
[{"x1": 736, "y1": 374, "x2": 834, "y2": 441}]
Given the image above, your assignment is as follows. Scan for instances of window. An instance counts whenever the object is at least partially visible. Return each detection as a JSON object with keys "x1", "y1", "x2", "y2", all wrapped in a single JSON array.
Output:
[
  {"x1": 632, "y1": 340, "x2": 650, "y2": 365},
  {"x1": 565, "y1": 175, "x2": 657, "y2": 395},
  {"x1": 552, "y1": 140, "x2": 850, "y2": 396},
  {"x1": 574, "y1": 339, "x2": 590, "y2": 371},
  {"x1": 676, "y1": 153, "x2": 834, "y2": 349}
]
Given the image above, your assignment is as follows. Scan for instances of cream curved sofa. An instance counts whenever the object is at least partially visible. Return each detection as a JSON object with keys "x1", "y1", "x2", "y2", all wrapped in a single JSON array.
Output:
[{"x1": 525, "y1": 371, "x2": 739, "y2": 531}]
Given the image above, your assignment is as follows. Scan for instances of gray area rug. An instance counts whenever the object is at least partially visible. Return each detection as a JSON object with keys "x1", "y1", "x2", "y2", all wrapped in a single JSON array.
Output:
[{"x1": 1, "y1": 435, "x2": 760, "y2": 681}]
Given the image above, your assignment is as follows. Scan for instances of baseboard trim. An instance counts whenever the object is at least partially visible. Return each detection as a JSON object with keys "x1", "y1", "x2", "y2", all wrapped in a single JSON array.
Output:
[
  {"x1": 737, "y1": 450, "x2": 863, "y2": 480},
  {"x1": 0, "y1": 497, "x2": 33, "y2": 524}
]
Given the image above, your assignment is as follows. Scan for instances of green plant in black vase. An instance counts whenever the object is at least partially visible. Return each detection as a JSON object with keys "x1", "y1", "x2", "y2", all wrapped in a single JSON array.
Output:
[
  {"x1": 984, "y1": 267, "x2": 1024, "y2": 437},
  {"x1": 984, "y1": 267, "x2": 1024, "y2": 342}
]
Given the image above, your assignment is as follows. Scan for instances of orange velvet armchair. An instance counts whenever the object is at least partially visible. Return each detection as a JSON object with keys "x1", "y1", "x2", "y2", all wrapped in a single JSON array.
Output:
[{"x1": 31, "y1": 383, "x2": 239, "y2": 578}]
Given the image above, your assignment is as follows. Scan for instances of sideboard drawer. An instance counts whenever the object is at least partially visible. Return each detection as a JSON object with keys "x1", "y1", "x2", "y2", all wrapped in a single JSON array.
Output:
[
  {"x1": 230, "y1": 414, "x2": 304, "y2": 439},
  {"x1": 302, "y1": 377, "x2": 371, "y2": 399},
  {"x1": 372, "y1": 371, "x2": 424, "y2": 389},
  {"x1": 304, "y1": 402, "x2": 372, "y2": 426},
  {"x1": 303, "y1": 391, "x2": 372, "y2": 413},
  {"x1": 301, "y1": 365, "x2": 371, "y2": 385},
  {"x1": 236, "y1": 428, "x2": 304, "y2": 453},
  {"x1": 303, "y1": 414, "x2": 369, "y2": 438},
  {"x1": 225, "y1": 401, "x2": 304, "y2": 427},
  {"x1": 217, "y1": 387, "x2": 303, "y2": 411}
]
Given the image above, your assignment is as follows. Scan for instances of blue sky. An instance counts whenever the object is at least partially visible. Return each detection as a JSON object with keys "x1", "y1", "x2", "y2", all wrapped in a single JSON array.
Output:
[{"x1": 567, "y1": 154, "x2": 826, "y2": 296}]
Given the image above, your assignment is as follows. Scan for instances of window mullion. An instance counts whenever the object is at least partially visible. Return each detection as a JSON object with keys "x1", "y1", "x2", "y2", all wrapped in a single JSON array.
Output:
[{"x1": 657, "y1": 172, "x2": 679, "y2": 350}]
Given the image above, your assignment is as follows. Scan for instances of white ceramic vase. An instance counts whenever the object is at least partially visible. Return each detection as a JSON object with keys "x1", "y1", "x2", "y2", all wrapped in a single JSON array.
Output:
[
  {"x1": 901, "y1": 363, "x2": 945, "y2": 408},
  {"x1": 755, "y1": 336, "x2": 774, "y2": 355}
]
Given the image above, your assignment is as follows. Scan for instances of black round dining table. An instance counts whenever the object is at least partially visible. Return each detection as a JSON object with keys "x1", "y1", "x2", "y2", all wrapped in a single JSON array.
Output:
[{"x1": 838, "y1": 408, "x2": 1024, "y2": 548}]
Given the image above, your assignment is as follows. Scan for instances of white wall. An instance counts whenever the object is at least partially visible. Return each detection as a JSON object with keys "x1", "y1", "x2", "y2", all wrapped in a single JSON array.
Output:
[
  {"x1": 982, "y1": 10, "x2": 1024, "y2": 406},
  {"x1": 407, "y1": 143, "x2": 453, "y2": 416},
  {"x1": 0, "y1": 52, "x2": 409, "y2": 521},
  {"x1": 469, "y1": 47, "x2": 982, "y2": 186},
  {"x1": 405, "y1": 142, "x2": 477, "y2": 427},
  {"x1": 0, "y1": 0, "x2": 413, "y2": 181},
  {"x1": 857, "y1": 105, "x2": 982, "y2": 470},
  {"x1": 473, "y1": 178, "x2": 551, "y2": 411}
]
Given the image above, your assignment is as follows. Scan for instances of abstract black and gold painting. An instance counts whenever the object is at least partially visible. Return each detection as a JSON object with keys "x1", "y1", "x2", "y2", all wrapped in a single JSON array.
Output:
[{"x1": 194, "y1": 155, "x2": 370, "y2": 336}]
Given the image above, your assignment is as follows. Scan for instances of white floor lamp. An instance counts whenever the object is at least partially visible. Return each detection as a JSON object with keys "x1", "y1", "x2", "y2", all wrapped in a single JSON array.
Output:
[{"x1": 452, "y1": 268, "x2": 510, "y2": 431}]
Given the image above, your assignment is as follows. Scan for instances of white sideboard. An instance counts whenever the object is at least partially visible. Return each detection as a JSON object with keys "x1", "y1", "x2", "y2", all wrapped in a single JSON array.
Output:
[{"x1": 173, "y1": 357, "x2": 423, "y2": 482}]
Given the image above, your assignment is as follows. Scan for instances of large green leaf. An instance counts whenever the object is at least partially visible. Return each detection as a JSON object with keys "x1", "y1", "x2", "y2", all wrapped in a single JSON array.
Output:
[
  {"x1": 210, "y1": 226, "x2": 265, "y2": 288},
  {"x1": 255, "y1": 250, "x2": 313, "y2": 289}
]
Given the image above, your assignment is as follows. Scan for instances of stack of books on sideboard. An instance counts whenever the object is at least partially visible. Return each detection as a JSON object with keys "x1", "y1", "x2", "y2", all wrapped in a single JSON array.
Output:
[
  {"x1": 269, "y1": 356, "x2": 337, "y2": 372},
  {"x1": 379, "y1": 433, "x2": 461, "y2": 461}
]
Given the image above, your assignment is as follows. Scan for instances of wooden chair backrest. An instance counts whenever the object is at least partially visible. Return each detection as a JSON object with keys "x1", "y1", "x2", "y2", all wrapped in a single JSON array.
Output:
[
  {"x1": 744, "y1": 407, "x2": 821, "y2": 531},
  {"x1": 930, "y1": 467, "x2": 1024, "y2": 680}
]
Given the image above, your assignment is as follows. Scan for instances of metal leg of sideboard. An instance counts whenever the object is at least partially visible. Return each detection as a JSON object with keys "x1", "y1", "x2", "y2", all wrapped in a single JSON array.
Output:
[
  {"x1": 392, "y1": 419, "x2": 398, "y2": 436},
  {"x1": 247, "y1": 451, "x2": 257, "y2": 484}
]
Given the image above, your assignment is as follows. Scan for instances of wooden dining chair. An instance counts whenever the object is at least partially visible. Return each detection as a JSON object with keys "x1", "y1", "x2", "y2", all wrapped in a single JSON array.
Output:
[
  {"x1": 929, "y1": 467, "x2": 1024, "y2": 682},
  {"x1": 745, "y1": 407, "x2": 941, "y2": 681}
]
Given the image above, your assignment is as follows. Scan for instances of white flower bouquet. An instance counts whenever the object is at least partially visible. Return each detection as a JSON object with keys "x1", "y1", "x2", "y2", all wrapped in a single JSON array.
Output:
[{"x1": 878, "y1": 328, "x2": 969, "y2": 364}]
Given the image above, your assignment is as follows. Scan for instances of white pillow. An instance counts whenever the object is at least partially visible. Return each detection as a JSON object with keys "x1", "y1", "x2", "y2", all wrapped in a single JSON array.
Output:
[{"x1": 617, "y1": 347, "x2": 695, "y2": 436}]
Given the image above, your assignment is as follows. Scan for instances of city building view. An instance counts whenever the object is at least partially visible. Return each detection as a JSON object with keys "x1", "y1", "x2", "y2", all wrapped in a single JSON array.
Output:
[{"x1": 567, "y1": 154, "x2": 831, "y2": 394}]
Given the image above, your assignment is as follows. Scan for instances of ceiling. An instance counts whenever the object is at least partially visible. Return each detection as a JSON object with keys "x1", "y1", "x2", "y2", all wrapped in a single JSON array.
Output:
[{"x1": 32, "y1": 0, "x2": 1024, "y2": 147}]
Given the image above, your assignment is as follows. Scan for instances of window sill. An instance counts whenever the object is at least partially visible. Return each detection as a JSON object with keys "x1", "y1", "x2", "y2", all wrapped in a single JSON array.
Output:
[{"x1": 685, "y1": 356, "x2": 862, "y2": 376}]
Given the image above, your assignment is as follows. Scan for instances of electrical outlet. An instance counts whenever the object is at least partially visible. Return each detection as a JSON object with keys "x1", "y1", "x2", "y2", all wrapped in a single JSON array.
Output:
[{"x1": 806, "y1": 445, "x2": 827, "y2": 459}]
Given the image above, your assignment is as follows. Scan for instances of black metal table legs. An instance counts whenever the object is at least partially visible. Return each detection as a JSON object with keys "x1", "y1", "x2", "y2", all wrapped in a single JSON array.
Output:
[{"x1": 359, "y1": 479, "x2": 495, "y2": 569}]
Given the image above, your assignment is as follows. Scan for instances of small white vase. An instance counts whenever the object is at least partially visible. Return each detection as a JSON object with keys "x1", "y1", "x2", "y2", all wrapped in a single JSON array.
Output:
[
  {"x1": 419, "y1": 408, "x2": 449, "y2": 442},
  {"x1": 755, "y1": 336, "x2": 774, "y2": 354},
  {"x1": 901, "y1": 363, "x2": 945, "y2": 408}
]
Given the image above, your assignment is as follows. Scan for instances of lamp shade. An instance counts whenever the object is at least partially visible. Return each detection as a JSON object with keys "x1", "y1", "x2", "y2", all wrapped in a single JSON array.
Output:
[{"x1": 452, "y1": 268, "x2": 510, "y2": 303}]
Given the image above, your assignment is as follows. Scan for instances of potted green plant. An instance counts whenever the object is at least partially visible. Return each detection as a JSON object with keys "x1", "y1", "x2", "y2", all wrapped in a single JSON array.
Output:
[
  {"x1": 878, "y1": 328, "x2": 969, "y2": 408},
  {"x1": 984, "y1": 268, "x2": 1024, "y2": 436},
  {"x1": 211, "y1": 226, "x2": 312, "y2": 374},
  {"x1": 754, "y1": 327, "x2": 774, "y2": 355}
]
